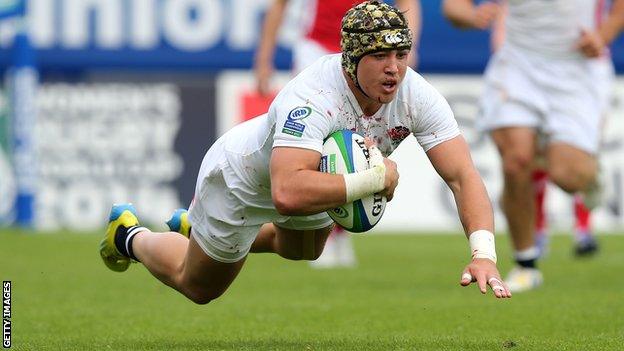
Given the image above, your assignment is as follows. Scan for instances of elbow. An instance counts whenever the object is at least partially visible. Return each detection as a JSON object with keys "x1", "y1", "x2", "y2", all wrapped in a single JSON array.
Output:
[
  {"x1": 446, "y1": 16, "x2": 469, "y2": 29},
  {"x1": 446, "y1": 180, "x2": 461, "y2": 196},
  {"x1": 441, "y1": 5, "x2": 451, "y2": 21},
  {"x1": 441, "y1": 6, "x2": 470, "y2": 28},
  {"x1": 272, "y1": 187, "x2": 302, "y2": 216},
  {"x1": 441, "y1": 3, "x2": 457, "y2": 25}
]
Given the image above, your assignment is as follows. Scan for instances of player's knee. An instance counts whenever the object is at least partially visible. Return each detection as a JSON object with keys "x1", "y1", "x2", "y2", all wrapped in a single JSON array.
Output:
[
  {"x1": 189, "y1": 295, "x2": 212, "y2": 305},
  {"x1": 277, "y1": 246, "x2": 321, "y2": 261},
  {"x1": 302, "y1": 247, "x2": 323, "y2": 261},
  {"x1": 501, "y1": 153, "x2": 533, "y2": 180},
  {"x1": 302, "y1": 237, "x2": 325, "y2": 260},
  {"x1": 549, "y1": 164, "x2": 595, "y2": 193},
  {"x1": 278, "y1": 250, "x2": 307, "y2": 261},
  {"x1": 184, "y1": 286, "x2": 225, "y2": 305}
]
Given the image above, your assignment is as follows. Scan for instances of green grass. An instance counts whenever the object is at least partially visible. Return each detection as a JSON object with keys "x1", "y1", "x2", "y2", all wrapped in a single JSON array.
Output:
[{"x1": 1, "y1": 230, "x2": 623, "y2": 350}]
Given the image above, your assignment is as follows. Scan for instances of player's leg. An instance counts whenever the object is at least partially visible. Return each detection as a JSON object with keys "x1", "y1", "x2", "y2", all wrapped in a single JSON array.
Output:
[
  {"x1": 100, "y1": 204, "x2": 246, "y2": 304},
  {"x1": 132, "y1": 229, "x2": 246, "y2": 304},
  {"x1": 101, "y1": 135, "x2": 265, "y2": 303},
  {"x1": 540, "y1": 57, "x2": 611, "y2": 259},
  {"x1": 565, "y1": 57, "x2": 612, "y2": 257},
  {"x1": 546, "y1": 143, "x2": 601, "y2": 257},
  {"x1": 544, "y1": 56, "x2": 607, "y2": 209},
  {"x1": 252, "y1": 210, "x2": 335, "y2": 260},
  {"x1": 251, "y1": 222, "x2": 333, "y2": 260},
  {"x1": 479, "y1": 46, "x2": 540, "y2": 259},
  {"x1": 546, "y1": 142, "x2": 600, "y2": 249},
  {"x1": 310, "y1": 225, "x2": 357, "y2": 269},
  {"x1": 532, "y1": 141, "x2": 550, "y2": 258},
  {"x1": 546, "y1": 142, "x2": 597, "y2": 195},
  {"x1": 491, "y1": 127, "x2": 538, "y2": 255},
  {"x1": 572, "y1": 194, "x2": 598, "y2": 256},
  {"x1": 309, "y1": 227, "x2": 340, "y2": 268},
  {"x1": 249, "y1": 223, "x2": 279, "y2": 253},
  {"x1": 274, "y1": 224, "x2": 334, "y2": 260},
  {"x1": 532, "y1": 167, "x2": 549, "y2": 257},
  {"x1": 491, "y1": 127, "x2": 543, "y2": 292}
]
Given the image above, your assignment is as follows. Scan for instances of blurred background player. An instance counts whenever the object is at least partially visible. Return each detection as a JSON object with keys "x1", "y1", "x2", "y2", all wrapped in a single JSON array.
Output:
[
  {"x1": 254, "y1": 0, "x2": 421, "y2": 268},
  {"x1": 488, "y1": 5, "x2": 610, "y2": 258},
  {"x1": 532, "y1": 155, "x2": 601, "y2": 257},
  {"x1": 443, "y1": 0, "x2": 624, "y2": 292}
]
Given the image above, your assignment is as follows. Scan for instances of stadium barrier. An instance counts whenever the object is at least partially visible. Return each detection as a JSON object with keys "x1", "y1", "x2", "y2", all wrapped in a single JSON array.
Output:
[{"x1": 3, "y1": 72, "x2": 622, "y2": 232}]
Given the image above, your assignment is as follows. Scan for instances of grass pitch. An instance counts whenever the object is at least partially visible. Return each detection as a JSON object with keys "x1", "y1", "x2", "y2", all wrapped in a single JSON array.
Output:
[{"x1": 1, "y1": 230, "x2": 623, "y2": 350}]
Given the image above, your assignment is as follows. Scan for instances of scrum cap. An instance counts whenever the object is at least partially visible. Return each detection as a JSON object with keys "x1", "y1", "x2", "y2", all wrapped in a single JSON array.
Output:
[{"x1": 340, "y1": 1, "x2": 413, "y2": 86}]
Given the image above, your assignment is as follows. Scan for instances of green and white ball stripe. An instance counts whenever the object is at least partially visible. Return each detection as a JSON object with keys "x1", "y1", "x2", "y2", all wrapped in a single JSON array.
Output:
[{"x1": 320, "y1": 130, "x2": 386, "y2": 233}]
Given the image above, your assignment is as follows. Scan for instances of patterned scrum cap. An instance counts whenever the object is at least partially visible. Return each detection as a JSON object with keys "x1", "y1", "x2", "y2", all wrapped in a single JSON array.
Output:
[{"x1": 340, "y1": 0, "x2": 413, "y2": 86}]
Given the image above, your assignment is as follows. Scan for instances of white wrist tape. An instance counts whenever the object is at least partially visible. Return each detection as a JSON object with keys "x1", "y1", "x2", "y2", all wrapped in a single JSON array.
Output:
[
  {"x1": 469, "y1": 230, "x2": 497, "y2": 263},
  {"x1": 343, "y1": 145, "x2": 386, "y2": 203},
  {"x1": 367, "y1": 144, "x2": 384, "y2": 168}
]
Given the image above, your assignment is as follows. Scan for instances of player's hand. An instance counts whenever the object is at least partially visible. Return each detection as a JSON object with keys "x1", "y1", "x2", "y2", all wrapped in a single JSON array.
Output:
[
  {"x1": 364, "y1": 138, "x2": 399, "y2": 201},
  {"x1": 460, "y1": 258, "x2": 512, "y2": 299},
  {"x1": 470, "y1": 2, "x2": 500, "y2": 30},
  {"x1": 254, "y1": 61, "x2": 273, "y2": 96},
  {"x1": 576, "y1": 28, "x2": 606, "y2": 58},
  {"x1": 381, "y1": 158, "x2": 399, "y2": 201}
]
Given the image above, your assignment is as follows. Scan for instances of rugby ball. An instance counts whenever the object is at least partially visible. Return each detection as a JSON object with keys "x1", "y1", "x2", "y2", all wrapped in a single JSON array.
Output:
[{"x1": 319, "y1": 130, "x2": 386, "y2": 232}]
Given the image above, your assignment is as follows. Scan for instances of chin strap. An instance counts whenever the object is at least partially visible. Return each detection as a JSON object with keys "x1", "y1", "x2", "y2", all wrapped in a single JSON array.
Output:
[
  {"x1": 353, "y1": 67, "x2": 372, "y2": 100},
  {"x1": 355, "y1": 81, "x2": 371, "y2": 99}
]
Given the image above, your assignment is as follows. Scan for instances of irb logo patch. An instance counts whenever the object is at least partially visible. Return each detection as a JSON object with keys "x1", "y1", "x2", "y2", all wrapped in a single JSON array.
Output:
[
  {"x1": 287, "y1": 106, "x2": 311, "y2": 121},
  {"x1": 282, "y1": 106, "x2": 312, "y2": 137}
]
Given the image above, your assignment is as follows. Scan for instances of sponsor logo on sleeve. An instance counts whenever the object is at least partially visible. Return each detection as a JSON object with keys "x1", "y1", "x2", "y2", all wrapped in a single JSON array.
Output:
[{"x1": 282, "y1": 106, "x2": 312, "y2": 137}]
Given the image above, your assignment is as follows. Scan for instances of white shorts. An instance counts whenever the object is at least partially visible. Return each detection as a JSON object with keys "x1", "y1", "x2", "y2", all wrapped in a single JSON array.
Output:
[
  {"x1": 478, "y1": 44, "x2": 614, "y2": 154},
  {"x1": 188, "y1": 138, "x2": 333, "y2": 263}
]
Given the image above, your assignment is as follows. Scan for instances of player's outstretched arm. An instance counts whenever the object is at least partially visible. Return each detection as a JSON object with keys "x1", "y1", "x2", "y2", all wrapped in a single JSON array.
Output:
[
  {"x1": 253, "y1": 0, "x2": 289, "y2": 96},
  {"x1": 395, "y1": 0, "x2": 422, "y2": 68},
  {"x1": 442, "y1": 0, "x2": 501, "y2": 30},
  {"x1": 599, "y1": 0, "x2": 624, "y2": 46},
  {"x1": 577, "y1": 0, "x2": 624, "y2": 58},
  {"x1": 426, "y1": 135, "x2": 511, "y2": 299}
]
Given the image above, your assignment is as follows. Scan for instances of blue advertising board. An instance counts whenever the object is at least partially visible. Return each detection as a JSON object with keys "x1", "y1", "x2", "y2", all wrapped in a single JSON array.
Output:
[
  {"x1": 0, "y1": 0, "x2": 292, "y2": 72},
  {"x1": 1, "y1": 1, "x2": 624, "y2": 73},
  {"x1": 0, "y1": 0, "x2": 24, "y2": 20}
]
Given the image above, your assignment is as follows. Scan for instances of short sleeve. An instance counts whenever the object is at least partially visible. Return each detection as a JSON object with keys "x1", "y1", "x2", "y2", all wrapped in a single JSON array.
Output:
[
  {"x1": 410, "y1": 74, "x2": 460, "y2": 152},
  {"x1": 271, "y1": 95, "x2": 332, "y2": 153}
]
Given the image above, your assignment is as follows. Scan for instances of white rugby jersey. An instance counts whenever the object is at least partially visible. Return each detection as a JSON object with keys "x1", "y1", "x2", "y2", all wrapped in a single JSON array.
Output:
[
  {"x1": 505, "y1": 0, "x2": 609, "y2": 58},
  {"x1": 221, "y1": 54, "x2": 459, "y2": 192}
]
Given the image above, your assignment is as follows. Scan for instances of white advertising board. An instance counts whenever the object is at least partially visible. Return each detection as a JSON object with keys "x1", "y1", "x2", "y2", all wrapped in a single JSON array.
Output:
[{"x1": 36, "y1": 83, "x2": 184, "y2": 229}]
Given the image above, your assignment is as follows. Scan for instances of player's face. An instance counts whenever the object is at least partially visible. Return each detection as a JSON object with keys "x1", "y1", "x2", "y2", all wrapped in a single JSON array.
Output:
[{"x1": 357, "y1": 49, "x2": 408, "y2": 104}]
